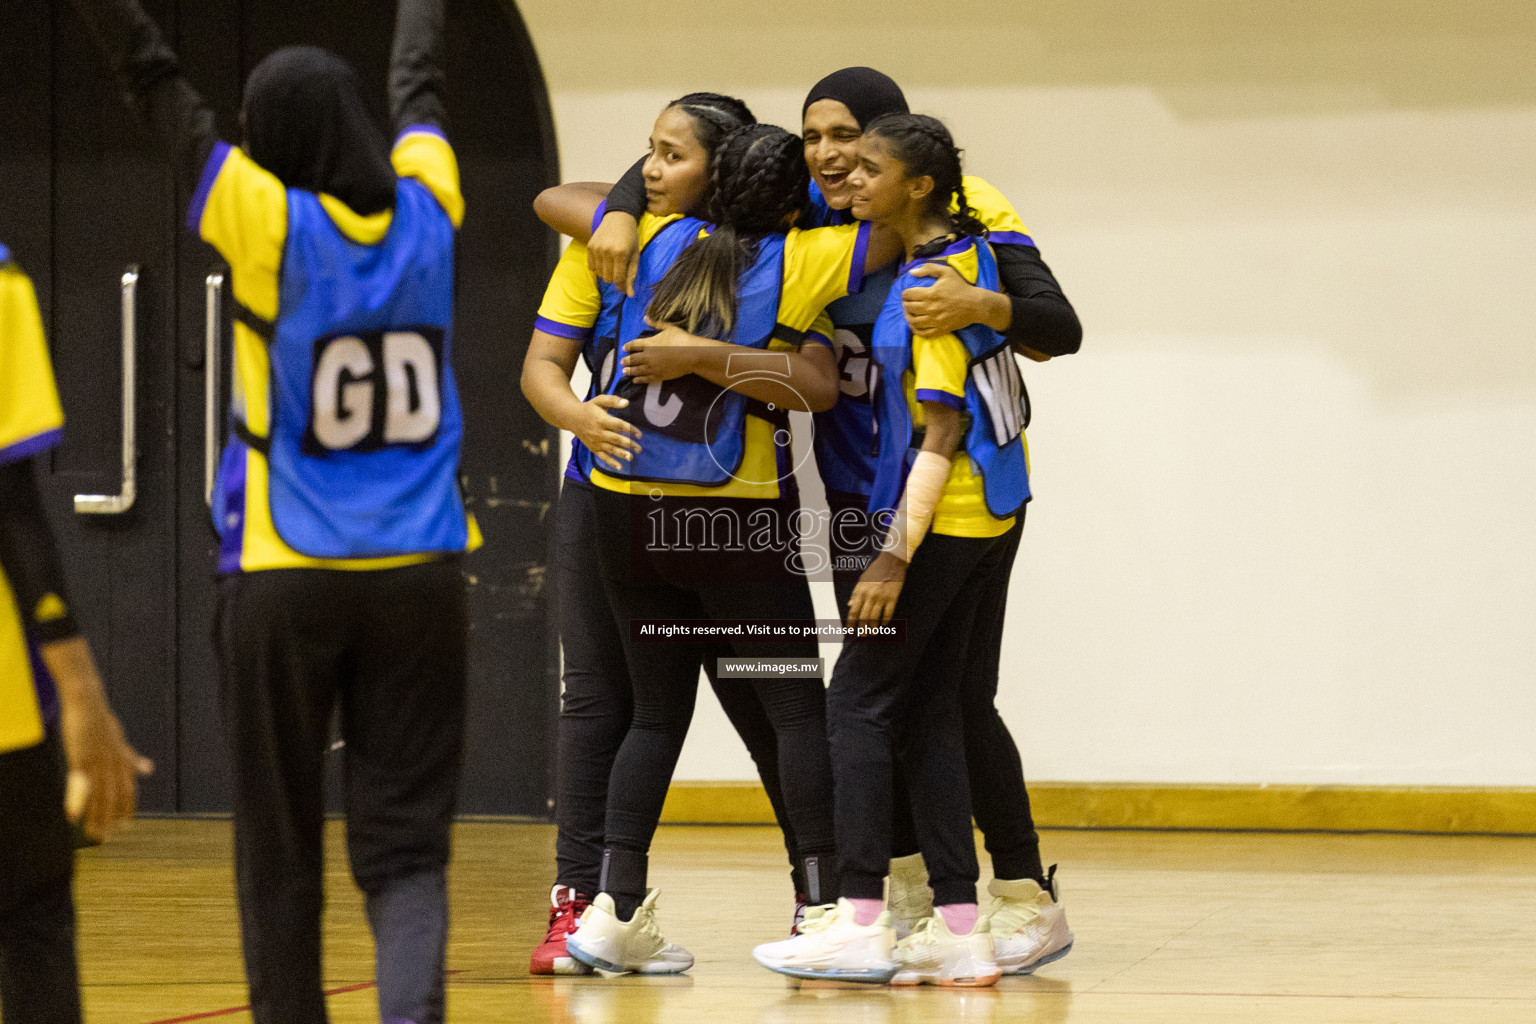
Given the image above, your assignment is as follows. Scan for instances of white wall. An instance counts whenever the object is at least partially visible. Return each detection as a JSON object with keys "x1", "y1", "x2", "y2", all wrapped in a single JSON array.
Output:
[{"x1": 517, "y1": 0, "x2": 1536, "y2": 786}]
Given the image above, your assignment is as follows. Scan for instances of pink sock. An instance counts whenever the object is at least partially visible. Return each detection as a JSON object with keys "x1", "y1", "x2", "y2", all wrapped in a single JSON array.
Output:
[
  {"x1": 938, "y1": 902, "x2": 979, "y2": 935},
  {"x1": 849, "y1": 898, "x2": 885, "y2": 927}
]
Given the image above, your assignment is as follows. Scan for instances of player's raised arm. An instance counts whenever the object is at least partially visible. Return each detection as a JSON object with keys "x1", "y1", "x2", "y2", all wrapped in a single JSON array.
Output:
[
  {"x1": 390, "y1": 0, "x2": 448, "y2": 135},
  {"x1": 66, "y1": 0, "x2": 219, "y2": 197}
]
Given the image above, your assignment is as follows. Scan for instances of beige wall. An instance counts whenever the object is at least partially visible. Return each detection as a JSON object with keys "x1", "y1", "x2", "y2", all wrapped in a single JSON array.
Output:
[{"x1": 518, "y1": 1, "x2": 1536, "y2": 785}]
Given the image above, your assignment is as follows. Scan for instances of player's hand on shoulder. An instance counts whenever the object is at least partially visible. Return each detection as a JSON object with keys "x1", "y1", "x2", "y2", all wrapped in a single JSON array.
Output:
[
  {"x1": 902, "y1": 262, "x2": 983, "y2": 338},
  {"x1": 589, "y1": 212, "x2": 640, "y2": 296}
]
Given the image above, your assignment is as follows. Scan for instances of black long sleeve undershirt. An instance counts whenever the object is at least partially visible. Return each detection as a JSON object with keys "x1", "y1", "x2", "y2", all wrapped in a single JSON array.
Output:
[
  {"x1": 605, "y1": 157, "x2": 649, "y2": 220},
  {"x1": 0, "y1": 461, "x2": 80, "y2": 644},
  {"x1": 69, "y1": 0, "x2": 448, "y2": 199},
  {"x1": 67, "y1": 0, "x2": 216, "y2": 197},
  {"x1": 993, "y1": 243, "x2": 1082, "y2": 357},
  {"x1": 389, "y1": 0, "x2": 448, "y2": 135}
]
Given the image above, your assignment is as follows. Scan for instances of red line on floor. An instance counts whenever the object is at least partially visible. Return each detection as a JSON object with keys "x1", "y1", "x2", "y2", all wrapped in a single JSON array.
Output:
[{"x1": 142, "y1": 973, "x2": 462, "y2": 1024}]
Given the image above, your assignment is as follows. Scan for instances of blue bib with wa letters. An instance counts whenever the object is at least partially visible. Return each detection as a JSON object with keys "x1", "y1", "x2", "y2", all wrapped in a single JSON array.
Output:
[
  {"x1": 260, "y1": 177, "x2": 468, "y2": 558},
  {"x1": 867, "y1": 237, "x2": 1030, "y2": 520},
  {"x1": 599, "y1": 218, "x2": 788, "y2": 488}
]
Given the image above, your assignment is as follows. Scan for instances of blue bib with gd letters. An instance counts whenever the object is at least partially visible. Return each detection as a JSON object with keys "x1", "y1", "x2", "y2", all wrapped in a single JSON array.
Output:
[
  {"x1": 257, "y1": 177, "x2": 468, "y2": 558},
  {"x1": 868, "y1": 237, "x2": 1030, "y2": 520},
  {"x1": 599, "y1": 218, "x2": 788, "y2": 488}
]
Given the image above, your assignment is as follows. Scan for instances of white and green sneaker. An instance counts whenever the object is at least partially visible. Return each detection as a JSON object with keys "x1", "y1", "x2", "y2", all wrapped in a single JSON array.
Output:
[
  {"x1": 987, "y1": 870, "x2": 1074, "y2": 974},
  {"x1": 891, "y1": 912, "x2": 1001, "y2": 987},
  {"x1": 886, "y1": 853, "x2": 934, "y2": 940},
  {"x1": 753, "y1": 898, "x2": 898, "y2": 984},
  {"x1": 565, "y1": 889, "x2": 694, "y2": 975}
]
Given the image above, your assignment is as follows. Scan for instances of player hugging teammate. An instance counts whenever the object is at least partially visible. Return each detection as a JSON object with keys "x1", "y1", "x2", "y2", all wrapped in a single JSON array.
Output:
[{"x1": 530, "y1": 68, "x2": 1081, "y2": 984}]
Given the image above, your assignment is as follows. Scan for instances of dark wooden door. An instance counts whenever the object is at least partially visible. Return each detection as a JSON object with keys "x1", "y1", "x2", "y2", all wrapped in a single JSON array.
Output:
[
  {"x1": 0, "y1": 1, "x2": 183, "y2": 812},
  {"x1": 2, "y1": 0, "x2": 559, "y2": 816}
]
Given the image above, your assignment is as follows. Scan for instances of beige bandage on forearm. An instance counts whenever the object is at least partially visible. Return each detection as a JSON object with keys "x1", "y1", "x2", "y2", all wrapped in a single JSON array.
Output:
[{"x1": 893, "y1": 450, "x2": 951, "y2": 562}]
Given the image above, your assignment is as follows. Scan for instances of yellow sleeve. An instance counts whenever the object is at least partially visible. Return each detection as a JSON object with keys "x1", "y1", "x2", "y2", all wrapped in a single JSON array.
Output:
[
  {"x1": 535, "y1": 241, "x2": 602, "y2": 340},
  {"x1": 637, "y1": 212, "x2": 682, "y2": 246},
  {"x1": 957, "y1": 175, "x2": 1033, "y2": 246},
  {"x1": 803, "y1": 309, "x2": 834, "y2": 350},
  {"x1": 778, "y1": 223, "x2": 872, "y2": 332},
  {"x1": 391, "y1": 129, "x2": 464, "y2": 228},
  {"x1": 912, "y1": 332, "x2": 969, "y2": 408},
  {"x1": 0, "y1": 262, "x2": 65, "y2": 465},
  {"x1": 193, "y1": 143, "x2": 289, "y2": 322}
]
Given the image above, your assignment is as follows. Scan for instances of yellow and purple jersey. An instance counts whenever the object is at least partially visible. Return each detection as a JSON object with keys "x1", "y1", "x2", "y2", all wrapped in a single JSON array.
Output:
[
  {"x1": 0, "y1": 247, "x2": 65, "y2": 753},
  {"x1": 188, "y1": 127, "x2": 480, "y2": 572}
]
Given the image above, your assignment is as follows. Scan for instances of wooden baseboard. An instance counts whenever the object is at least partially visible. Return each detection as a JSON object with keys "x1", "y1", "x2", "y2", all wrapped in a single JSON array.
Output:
[{"x1": 659, "y1": 780, "x2": 1536, "y2": 834}]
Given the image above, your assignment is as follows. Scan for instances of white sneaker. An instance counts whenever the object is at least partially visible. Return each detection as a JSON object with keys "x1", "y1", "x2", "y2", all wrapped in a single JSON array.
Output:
[
  {"x1": 886, "y1": 853, "x2": 933, "y2": 940},
  {"x1": 565, "y1": 889, "x2": 694, "y2": 975},
  {"x1": 987, "y1": 872, "x2": 1074, "y2": 974},
  {"x1": 891, "y1": 912, "x2": 1001, "y2": 987},
  {"x1": 753, "y1": 898, "x2": 898, "y2": 983}
]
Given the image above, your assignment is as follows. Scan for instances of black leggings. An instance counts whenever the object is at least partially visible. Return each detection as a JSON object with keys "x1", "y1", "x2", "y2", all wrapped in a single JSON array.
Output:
[
  {"x1": 592, "y1": 488, "x2": 837, "y2": 915},
  {"x1": 0, "y1": 734, "x2": 81, "y2": 1024},
  {"x1": 553, "y1": 480, "x2": 805, "y2": 896},
  {"x1": 832, "y1": 495, "x2": 1044, "y2": 885},
  {"x1": 829, "y1": 529, "x2": 1017, "y2": 907}
]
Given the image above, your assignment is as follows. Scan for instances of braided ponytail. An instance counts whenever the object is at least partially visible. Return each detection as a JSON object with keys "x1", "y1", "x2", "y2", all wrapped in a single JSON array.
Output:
[
  {"x1": 647, "y1": 124, "x2": 811, "y2": 338},
  {"x1": 862, "y1": 113, "x2": 986, "y2": 238}
]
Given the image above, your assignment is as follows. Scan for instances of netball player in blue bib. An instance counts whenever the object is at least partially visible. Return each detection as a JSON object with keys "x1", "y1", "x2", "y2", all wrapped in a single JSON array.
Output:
[
  {"x1": 72, "y1": 0, "x2": 471, "y2": 1019},
  {"x1": 536, "y1": 125, "x2": 898, "y2": 974},
  {"x1": 582, "y1": 72, "x2": 1080, "y2": 977},
  {"x1": 522, "y1": 93, "x2": 843, "y2": 974},
  {"x1": 754, "y1": 114, "x2": 1058, "y2": 986}
]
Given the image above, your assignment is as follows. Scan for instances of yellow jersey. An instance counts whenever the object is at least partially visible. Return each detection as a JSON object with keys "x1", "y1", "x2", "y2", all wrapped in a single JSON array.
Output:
[
  {"x1": 190, "y1": 130, "x2": 480, "y2": 571},
  {"x1": 0, "y1": 252, "x2": 66, "y2": 753}
]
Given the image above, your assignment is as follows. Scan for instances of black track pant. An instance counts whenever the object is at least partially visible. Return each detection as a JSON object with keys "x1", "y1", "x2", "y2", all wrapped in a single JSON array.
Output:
[
  {"x1": 829, "y1": 530, "x2": 1016, "y2": 907},
  {"x1": 0, "y1": 733, "x2": 80, "y2": 1024},
  {"x1": 592, "y1": 489, "x2": 837, "y2": 915},
  {"x1": 553, "y1": 480, "x2": 804, "y2": 897},
  {"x1": 215, "y1": 561, "x2": 467, "y2": 1024},
  {"x1": 887, "y1": 521, "x2": 1044, "y2": 882}
]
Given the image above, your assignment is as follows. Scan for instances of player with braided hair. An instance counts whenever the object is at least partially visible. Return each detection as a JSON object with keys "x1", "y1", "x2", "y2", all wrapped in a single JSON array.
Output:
[
  {"x1": 754, "y1": 113, "x2": 1047, "y2": 986},
  {"x1": 544, "y1": 121, "x2": 900, "y2": 975},
  {"x1": 524, "y1": 94, "x2": 845, "y2": 973}
]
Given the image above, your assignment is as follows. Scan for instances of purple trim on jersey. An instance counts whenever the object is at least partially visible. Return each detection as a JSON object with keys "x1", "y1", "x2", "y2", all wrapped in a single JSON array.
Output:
[
  {"x1": 987, "y1": 230, "x2": 1036, "y2": 248},
  {"x1": 535, "y1": 315, "x2": 593, "y2": 341},
  {"x1": 396, "y1": 123, "x2": 448, "y2": 142},
  {"x1": 848, "y1": 221, "x2": 872, "y2": 295},
  {"x1": 805, "y1": 330, "x2": 832, "y2": 349},
  {"x1": 0, "y1": 428, "x2": 62, "y2": 468},
  {"x1": 899, "y1": 236, "x2": 975, "y2": 276},
  {"x1": 915, "y1": 388, "x2": 966, "y2": 411},
  {"x1": 564, "y1": 457, "x2": 585, "y2": 482},
  {"x1": 25, "y1": 630, "x2": 59, "y2": 730},
  {"x1": 590, "y1": 199, "x2": 608, "y2": 236},
  {"x1": 187, "y1": 141, "x2": 232, "y2": 234},
  {"x1": 217, "y1": 440, "x2": 249, "y2": 574}
]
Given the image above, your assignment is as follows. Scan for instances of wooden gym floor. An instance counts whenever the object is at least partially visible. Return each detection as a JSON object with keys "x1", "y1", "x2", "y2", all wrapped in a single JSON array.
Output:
[{"x1": 72, "y1": 820, "x2": 1536, "y2": 1023}]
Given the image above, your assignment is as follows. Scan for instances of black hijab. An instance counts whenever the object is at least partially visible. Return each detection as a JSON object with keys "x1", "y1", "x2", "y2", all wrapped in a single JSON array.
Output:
[
  {"x1": 242, "y1": 46, "x2": 397, "y2": 215},
  {"x1": 801, "y1": 67, "x2": 909, "y2": 130}
]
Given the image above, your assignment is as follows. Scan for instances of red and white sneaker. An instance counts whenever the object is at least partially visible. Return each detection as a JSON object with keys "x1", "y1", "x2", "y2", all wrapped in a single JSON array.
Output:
[{"x1": 530, "y1": 885, "x2": 594, "y2": 976}]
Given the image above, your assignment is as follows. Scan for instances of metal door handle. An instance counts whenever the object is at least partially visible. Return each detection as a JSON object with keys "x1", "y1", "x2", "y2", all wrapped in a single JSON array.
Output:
[
  {"x1": 74, "y1": 267, "x2": 139, "y2": 514},
  {"x1": 204, "y1": 272, "x2": 224, "y2": 506}
]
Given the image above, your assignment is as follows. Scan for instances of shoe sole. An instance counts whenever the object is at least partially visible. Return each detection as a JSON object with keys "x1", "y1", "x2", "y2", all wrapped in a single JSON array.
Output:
[
  {"x1": 1003, "y1": 939, "x2": 1074, "y2": 976},
  {"x1": 530, "y1": 955, "x2": 595, "y2": 977},
  {"x1": 567, "y1": 936, "x2": 692, "y2": 975},
  {"x1": 891, "y1": 970, "x2": 1002, "y2": 988},
  {"x1": 753, "y1": 956, "x2": 898, "y2": 985}
]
